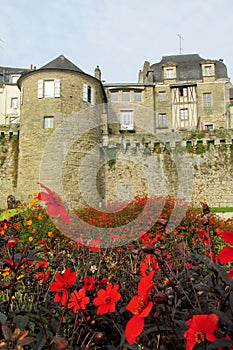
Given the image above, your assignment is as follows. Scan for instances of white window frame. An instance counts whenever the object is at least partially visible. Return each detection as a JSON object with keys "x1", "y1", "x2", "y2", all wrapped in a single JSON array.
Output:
[
  {"x1": 83, "y1": 83, "x2": 95, "y2": 104},
  {"x1": 158, "y1": 91, "x2": 166, "y2": 102},
  {"x1": 203, "y1": 64, "x2": 214, "y2": 77},
  {"x1": 38, "y1": 79, "x2": 60, "y2": 99},
  {"x1": 203, "y1": 93, "x2": 212, "y2": 107},
  {"x1": 11, "y1": 75, "x2": 19, "y2": 84},
  {"x1": 179, "y1": 87, "x2": 187, "y2": 97},
  {"x1": 158, "y1": 113, "x2": 167, "y2": 128},
  {"x1": 180, "y1": 108, "x2": 189, "y2": 120},
  {"x1": 43, "y1": 116, "x2": 54, "y2": 129},
  {"x1": 164, "y1": 67, "x2": 176, "y2": 79},
  {"x1": 11, "y1": 97, "x2": 18, "y2": 109},
  {"x1": 120, "y1": 110, "x2": 134, "y2": 130}
]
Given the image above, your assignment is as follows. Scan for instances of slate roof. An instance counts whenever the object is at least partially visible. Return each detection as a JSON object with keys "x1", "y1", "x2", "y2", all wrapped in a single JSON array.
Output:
[
  {"x1": 40, "y1": 54, "x2": 83, "y2": 73},
  {"x1": 151, "y1": 54, "x2": 228, "y2": 82},
  {"x1": 0, "y1": 66, "x2": 29, "y2": 87}
]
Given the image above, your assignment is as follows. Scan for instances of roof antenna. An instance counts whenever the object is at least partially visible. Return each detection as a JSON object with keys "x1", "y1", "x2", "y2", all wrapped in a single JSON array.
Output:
[{"x1": 178, "y1": 34, "x2": 184, "y2": 55}]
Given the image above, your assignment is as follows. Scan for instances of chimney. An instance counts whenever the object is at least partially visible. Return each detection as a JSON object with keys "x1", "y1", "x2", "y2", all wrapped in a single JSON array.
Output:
[
  {"x1": 147, "y1": 69, "x2": 154, "y2": 83},
  {"x1": 138, "y1": 69, "x2": 144, "y2": 83},
  {"x1": 94, "y1": 65, "x2": 101, "y2": 80}
]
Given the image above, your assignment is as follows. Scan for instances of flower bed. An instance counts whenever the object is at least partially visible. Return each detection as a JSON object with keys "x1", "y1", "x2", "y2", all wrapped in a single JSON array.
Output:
[{"x1": 0, "y1": 187, "x2": 233, "y2": 349}]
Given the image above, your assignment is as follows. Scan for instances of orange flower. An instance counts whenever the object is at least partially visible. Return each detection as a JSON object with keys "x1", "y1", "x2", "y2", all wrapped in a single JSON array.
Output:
[
  {"x1": 184, "y1": 314, "x2": 219, "y2": 350},
  {"x1": 125, "y1": 271, "x2": 155, "y2": 344},
  {"x1": 93, "y1": 283, "x2": 121, "y2": 315},
  {"x1": 37, "y1": 182, "x2": 70, "y2": 224}
]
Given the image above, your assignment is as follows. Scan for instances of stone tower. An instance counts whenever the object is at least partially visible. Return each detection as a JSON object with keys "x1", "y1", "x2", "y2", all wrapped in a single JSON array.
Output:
[{"x1": 17, "y1": 55, "x2": 107, "y2": 206}]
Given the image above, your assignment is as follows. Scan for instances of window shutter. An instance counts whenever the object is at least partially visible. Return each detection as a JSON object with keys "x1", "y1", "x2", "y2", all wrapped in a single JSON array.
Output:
[
  {"x1": 20, "y1": 87, "x2": 24, "y2": 105},
  {"x1": 38, "y1": 80, "x2": 43, "y2": 98},
  {"x1": 91, "y1": 87, "x2": 95, "y2": 104},
  {"x1": 83, "y1": 84, "x2": 88, "y2": 101},
  {"x1": 54, "y1": 79, "x2": 60, "y2": 97}
]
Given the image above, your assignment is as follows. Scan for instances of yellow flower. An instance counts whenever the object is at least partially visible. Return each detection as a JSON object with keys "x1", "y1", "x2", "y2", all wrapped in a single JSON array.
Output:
[
  {"x1": 37, "y1": 213, "x2": 43, "y2": 220},
  {"x1": 28, "y1": 236, "x2": 33, "y2": 242},
  {"x1": 2, "y1": 267, "x2": 10, "y2": 277},
  {"x1": 163, "y1": 277, "x2": 170, "y2": 286},
  {"x1": 29, "y1": 199, "x2": 37, "y2": 206},
  {"x1": 17, "y1": 274, "x2": 25, "y2": 281},
  {"x1": 27, "y1": 220, "x2": 32, "y2": 226},
  {"x1": 47, "y1": 231, "x2": 53, "y2": 237}
]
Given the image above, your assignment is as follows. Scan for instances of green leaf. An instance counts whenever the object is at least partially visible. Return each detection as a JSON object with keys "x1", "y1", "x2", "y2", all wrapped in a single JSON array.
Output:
[
  {"x1": 207, "y1": 339, "x2": 233, "y2": 349},
  {"x1": 0, "y1": 208, "x2": 24, "y2": 221}
]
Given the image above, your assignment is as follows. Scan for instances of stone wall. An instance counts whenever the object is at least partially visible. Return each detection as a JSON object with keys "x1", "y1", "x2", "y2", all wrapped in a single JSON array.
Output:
[
  {"x1": 102, "y1": 131, "x2": 233, "y2": 208},
  {"x1": 0, "y1": 127, "x2": 233, "y2": 209},
  {"x1": 0, "y1": 126, "x2": 19, "y2": 208}
]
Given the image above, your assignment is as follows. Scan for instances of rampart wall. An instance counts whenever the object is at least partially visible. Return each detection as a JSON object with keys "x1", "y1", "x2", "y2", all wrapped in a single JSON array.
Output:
[{"x1": 0, "y1": 127, "x2": 233, "y2": 209}]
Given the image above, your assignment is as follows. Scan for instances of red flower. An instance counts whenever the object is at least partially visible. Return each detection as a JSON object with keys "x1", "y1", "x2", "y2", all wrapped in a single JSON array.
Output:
[
  {"x1": 184, "y1": 314, "x2": 219, "y2": 350},
  {"x1": 68, "y1": 288, "x2": 90, "y2": 313},
  {"x1": 37, "y1": 182, "x2": 70, "y2": 224},
  {"x1": 34, "y1": 269, "x2": 51, "y2": 283},
  {"x1": 49, "y1": 268, "x2": 76, "y2": 306},
  {"x1": 125, "y1": 271, "x2": 155, "y2": 344},
  {"x1": 93, "y1": 283, "x2": 121, "y2": 315},
  {"x1": 83, "y1": 277, "x2": 95, "y2": 291},
  {"x1": 197, "y1": 229, "x2": 212, "y2": 246},
  {"x1": 218, "y1": 231, "x2": 233, "y2": 264}
]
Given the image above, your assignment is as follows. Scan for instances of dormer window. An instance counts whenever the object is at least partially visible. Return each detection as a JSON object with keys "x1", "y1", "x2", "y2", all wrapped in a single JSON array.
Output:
[
  {"x1": 202, "y1": 63, "x2": 215, "y2": 77},
  {"x1": 164, "y1": 67, "x2": 176, "y2": 79}
]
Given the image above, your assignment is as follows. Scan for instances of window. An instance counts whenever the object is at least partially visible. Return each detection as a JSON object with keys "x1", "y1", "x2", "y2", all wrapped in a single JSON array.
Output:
[
  {"x1": 83, "y1": 84, "x2": 95, "y2": 104},
  {"x1": 38, "y1": 79, "x2": 60, "y2": 98},
  {"x1": 11, "y1": 76, "x2": 19, "y2": 84},
  {"x1": 120, "y1": 110, "x2": 134, "y2": 130},
  {"x1": 205, "y1": 124, "x2": 213, "y2": 130},
  {"x1": 203, "y1": 64, "x2": 214, "y2": 77},
  {"x1": 11, "y1": 97, "x2": 18, "y2": 109},
  {"x1": 179, "y1": 87, "x2": 187, "y2": 97},
  {"x1": 203, "y1": 93, "x2": 212, "y2": 107},
  {"x1": 134, "y1": 91, "x2": 142, "y2": 102},
  {"x1": 158, "y1": 91, "x2": 166, "y2": 102},
  {"x1": 122, "y1": 91, "x2": 130, "y2": 102},
  {"x1": 158, "y1": 114, "x2": 167, "y2": 128},
  {"x1": 43, "y1": 116, "x2": 54, "y2": 129},
  {"x1": 111, "y1": 91, "x2": 118, "y2": 102},
  {"x1": 164, "y1": 67, "x2": 176, "y2": 79},
  {"x1": 180, "y1": 108, "x2": 189, "y2": 120}
]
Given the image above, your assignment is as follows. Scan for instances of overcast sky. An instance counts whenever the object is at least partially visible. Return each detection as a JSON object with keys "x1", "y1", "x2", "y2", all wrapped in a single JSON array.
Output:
[{"x1": 1, "y1": 0, "x2": 233, "y2": 83}]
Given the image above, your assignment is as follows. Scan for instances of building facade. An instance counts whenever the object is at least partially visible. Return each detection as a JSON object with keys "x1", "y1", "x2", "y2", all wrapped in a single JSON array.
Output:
[
  {"x1": 0, "y1": 66, "x2": 29, "y2": 125},
  {"x1": 0, "y1": 53, "x2": 233, "y2": 208}
]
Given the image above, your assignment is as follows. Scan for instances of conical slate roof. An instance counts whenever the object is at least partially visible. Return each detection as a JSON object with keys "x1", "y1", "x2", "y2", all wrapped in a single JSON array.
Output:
[{"x1": 40, "y1": 54, "x2": 83, "y2": 73}]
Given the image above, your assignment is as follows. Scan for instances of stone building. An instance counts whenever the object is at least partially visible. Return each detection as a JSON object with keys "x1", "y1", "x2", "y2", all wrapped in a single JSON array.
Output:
[
  {"x1": 1, "y1": 53, "x2": 233, "y2": 208},
  {"x1": 16, "y1": 55, "x2": 107, "y2": 203},
  {"x1": 0, "y1": 66, "x2": 29, "y2": 125},
  {"x1": 104, "y1": 54, "x2": 232, "y2": 134}
]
